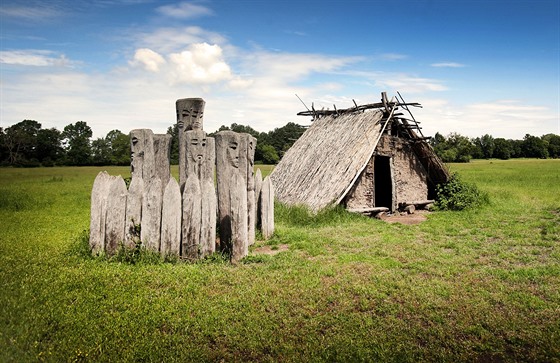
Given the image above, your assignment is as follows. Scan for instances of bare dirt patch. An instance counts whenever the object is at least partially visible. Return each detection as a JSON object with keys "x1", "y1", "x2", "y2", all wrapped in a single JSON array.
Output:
[
  {"x1": 252, "y1": 244, "x2": 289, "y2": 255},
  {"x1": 378, "y1": 210, "x2": 430, "y2": 225}
]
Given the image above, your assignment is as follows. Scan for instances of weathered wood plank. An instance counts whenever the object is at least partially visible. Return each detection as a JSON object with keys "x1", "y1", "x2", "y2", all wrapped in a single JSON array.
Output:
[
  {"x1": 141, "y1": 178, "x2": 162, "y2": 252},
  {"x1": 124, "y1": 176, "x2": 143, "y2": 248},
  {"x1": 260, "y1": 176, "x2": 274, "y2": 240},
  {"x1": 104, "y1": 176, "x2": 127, "y2": 256},
  {"x1": 160, "y1": 178, "x2": 181, "y2": 257},
  {"x1": 89, "y1": 171, "x2": 111, "y2": 255}
]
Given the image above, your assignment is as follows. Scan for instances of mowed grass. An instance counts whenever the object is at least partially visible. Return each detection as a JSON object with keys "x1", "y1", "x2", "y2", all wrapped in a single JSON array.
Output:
[{"x1": 0, "y1": 159, "x2": 559, "y2": 362}]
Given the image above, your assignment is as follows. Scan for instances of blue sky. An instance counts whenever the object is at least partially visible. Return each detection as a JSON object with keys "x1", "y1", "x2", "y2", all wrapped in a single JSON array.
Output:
[{"x1": 1, "y1": 0, "x2": 559, "y2": 139}]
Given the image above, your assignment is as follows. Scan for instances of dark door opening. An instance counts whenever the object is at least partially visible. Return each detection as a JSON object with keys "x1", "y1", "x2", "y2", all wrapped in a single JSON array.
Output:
[{"x1": 374, "y1": 155, "x2": 393, "y2": 209}]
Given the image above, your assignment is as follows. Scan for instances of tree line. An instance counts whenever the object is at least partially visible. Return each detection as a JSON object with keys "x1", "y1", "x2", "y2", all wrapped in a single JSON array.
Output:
[
  {"x1": 430, "y1": 132, "x2": 560, "y2": 162},
  {"x1": 0, "y1": 120, "x2": 307, "y2": 167},
  {"x1": 1, "y1": 119, "x2": 558, "y2": 167}
]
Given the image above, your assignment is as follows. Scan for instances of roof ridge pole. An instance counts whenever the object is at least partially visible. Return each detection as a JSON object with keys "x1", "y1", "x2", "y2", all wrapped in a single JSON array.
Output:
[{"x1": 335, "y1": 103, "x2": 399, "y2": 206}]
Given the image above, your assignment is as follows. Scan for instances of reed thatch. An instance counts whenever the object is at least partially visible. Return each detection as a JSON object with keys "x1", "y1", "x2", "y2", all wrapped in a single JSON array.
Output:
[
  {"x1": 270, "y1": 109, "x2": 386, "y2": 212},
  {"x1": 271, "y1": 92, "x2": 451, "y2": 213}
]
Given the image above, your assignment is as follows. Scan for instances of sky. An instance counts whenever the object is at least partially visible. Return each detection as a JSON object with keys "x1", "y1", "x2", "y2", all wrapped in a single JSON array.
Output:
[{"x1": 1, "y1": 0, "x2": 559, "y2": 140}]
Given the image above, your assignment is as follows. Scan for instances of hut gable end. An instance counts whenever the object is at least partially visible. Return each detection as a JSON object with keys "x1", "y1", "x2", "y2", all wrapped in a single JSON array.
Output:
[{"x1": 270, "y1": 93, "x2": 450, "y2": 213}]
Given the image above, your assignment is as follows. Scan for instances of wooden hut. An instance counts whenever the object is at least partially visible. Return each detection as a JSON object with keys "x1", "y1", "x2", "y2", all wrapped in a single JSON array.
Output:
[{"x1": 270, "y1": 92, "x2": 449, "y2": 213}]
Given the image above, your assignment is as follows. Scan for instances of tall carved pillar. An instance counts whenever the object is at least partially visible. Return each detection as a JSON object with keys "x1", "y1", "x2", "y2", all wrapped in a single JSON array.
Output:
[
  {"x1": 176, "y1": 98, "x2": 205, "y2": 192},
  {"x1": 215, "y1": 131, "x2": 248, "y2": 263},
  {"x1": 181, "y1": 130, "x2": 216, "y2": 259},
  {"x1": 244, "y1": 134, "x2": 257, "y2": 245}
]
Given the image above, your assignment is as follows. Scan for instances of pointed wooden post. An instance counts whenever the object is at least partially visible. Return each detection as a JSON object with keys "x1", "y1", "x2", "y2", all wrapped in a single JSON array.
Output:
[
  {"x1": 90, "y1": 171, "x2": 111, "y2": 255},
  {"x1": 181, "y1": 130, "x2": 216, "y2": 259},
  {"x1": 215, "y1": 131, "x2": 248, "y2": 262},
  {"x1": 104, "y1": 176, "x2": 128, "y2": 256},
  {"x1": 160, "y1": 178, "x2": 181, "y2": 257},
  {"x1": 260, "y1": 176, "x2": 275, "y2": 240},
  {"x1": 153, "y1": 134, "x2": 171, "y2": 194},
  {"x1": 124, "y1": 176, "x2": 144, "y2": 248},
  {"x1": 244, "y1": 134, "x2": 257, "y2": 246},
  {"x1": 176, "y1": 98, "x2": 205, "y2": 192},
  {"x1": 141, "y1": 178, "x2": 162, "y2": 252},
  {"x1": 130, "y1": 129, "x2": 155, "y2": 180}
]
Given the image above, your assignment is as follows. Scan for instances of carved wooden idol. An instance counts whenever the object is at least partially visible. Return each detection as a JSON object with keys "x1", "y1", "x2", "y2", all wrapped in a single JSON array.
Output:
[
  {"x1": 215, "y1": 130, "x2": 248, "y2": 262},
  {"x1": 176, "y1": 98, "x2": 205, "y2": 191},
  {"x1": 181, "y1": 130, "x2": 216, "y2": 259},
  {"x1": 130, "y1": 129, "x2": 155, "y2": 180},
  {"x1": 153, "y1": 134, "x2": 171, "y2": 193}
]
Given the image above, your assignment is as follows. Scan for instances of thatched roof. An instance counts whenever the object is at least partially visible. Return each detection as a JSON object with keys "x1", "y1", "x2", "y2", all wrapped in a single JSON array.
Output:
[{"x1": 270, "y1": 109, "x2": 385, "y2": 212}]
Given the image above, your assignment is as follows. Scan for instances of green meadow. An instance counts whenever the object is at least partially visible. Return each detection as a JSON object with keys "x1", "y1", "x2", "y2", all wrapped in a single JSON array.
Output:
[{"x1": 0, "y1": 159, "x2": 559, "y2": 362}]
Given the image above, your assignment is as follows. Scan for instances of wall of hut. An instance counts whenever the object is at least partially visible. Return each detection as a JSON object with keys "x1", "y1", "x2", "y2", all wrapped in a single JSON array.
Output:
[{"x1": 343, "y1": 135, "x2": 428, "y2": 211}]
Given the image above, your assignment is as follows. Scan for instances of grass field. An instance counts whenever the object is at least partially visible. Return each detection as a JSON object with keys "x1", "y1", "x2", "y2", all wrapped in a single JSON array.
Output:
[{"x1": 0, "y1": 159, "x2": 559, "y2": 362}]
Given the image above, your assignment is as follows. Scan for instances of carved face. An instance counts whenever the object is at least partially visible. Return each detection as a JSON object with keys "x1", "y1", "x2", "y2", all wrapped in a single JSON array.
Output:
[
  {"x1": 247, "y1": 139, "x2": 255, "y2": 167},
  {"x1": 130, "y1": 130, "x2": 145, "y2": 173},
  {"x1": 176, "y1": 98, "x2": 205, "y2": 131},
  {"x1": 188, "y1": 136, "x2": 208, "y2": 163},
  {"x1": 227, "y1": 140, "x2": 240, "y2": 168}
]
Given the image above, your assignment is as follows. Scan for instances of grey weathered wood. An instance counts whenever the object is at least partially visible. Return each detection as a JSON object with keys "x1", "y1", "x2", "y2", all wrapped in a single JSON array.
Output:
[
  {"x1": 401, "y1": 200, "x2": 435, "y2": 206},
  {"x1": 347, "y1": 207, "x2": 389, "y2": 214},
  {"x1": 245, "y1": 134, "x2": 257, "y2": 246},
  {"x1": 153, "y1": 134, "x2": 171, "y2": 193},
  {"x1": 89, "y1": 171, "x2": 111, "y2": 255},
  {"x1": 230, "y1": 172, "x2": 248, "y2": 263},
  {"x1": 200, "y1": 135, "x2": 216, "y2": 257},
  {"x1": 260, "y1": 176, "x2": 274, "y2": 240},
  {"x1": 104, "y1": 176, "x2": 127, "y2": 256},
  {"x1": 254, "y1": 168, "x2": 263, "y2": 233},
  {"x1": 254, "y1": 168, "x2": 263, "y2": 208},
  {"x1": 160, "y1": 178, "x2": 181, "y2": 257},
  {"x1": 177, "y1": 98, "x2": 205, "y2": 191},
  {"x1": 182, "y1": 130, "x2": 216, "y2": 259},
  {"x1": 215, "y1": 131, "x2": 248, "y2": 261},
  {"x1": 182, "y1": 176, "x2": 202, "y2": 260},
  {"x1": 270, "y1": 111, "x2": 385, "y2": 212},
  {"x1": 141, "y1": 178, "x2": 162, "y2": 252},
  {"x1": 130, "y1": 129, "x2": 155, "y2": 180},
  {"x1": 200, "y1": 178, "x2": 217, "y2": 257},
  {"x1": 124, "y1": 176, "x2": 144, "y2": 247}
]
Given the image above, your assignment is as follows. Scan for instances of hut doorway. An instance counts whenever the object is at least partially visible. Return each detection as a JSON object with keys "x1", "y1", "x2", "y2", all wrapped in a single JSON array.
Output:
[{"x1": 374, "y1": 155, "x2": 394, "y2": 210}]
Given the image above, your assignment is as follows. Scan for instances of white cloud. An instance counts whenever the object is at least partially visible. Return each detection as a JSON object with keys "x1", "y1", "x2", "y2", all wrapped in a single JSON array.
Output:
[
  {"x1": 378, "y1": 74, "x2": 448, "y2": 93},
  {"x1": 156, "y1": 2, "x2": 213, "y2": 19},
  {"x1": 132, "y1": 26, "x2": 227, "y2": 54},
  {"x1": 130, "y1": 48, "x2": 166, "y2": 72},
  {"x1": 431, "y1": 62, "x2": 466, "y2": 68},
  {"x1": 169, "y1": 43, "x2": 232, "y2": 84},
  {"x1": 0, "y1": 50, "x2": 72, "y2": 67}
]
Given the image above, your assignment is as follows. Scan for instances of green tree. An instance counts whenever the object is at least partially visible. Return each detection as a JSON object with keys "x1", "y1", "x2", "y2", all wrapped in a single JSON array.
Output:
[
  {"x1": 36, "y1": 128, "x2": 64, "y2": 165},
  {"x1": 472, "y1": 134, "x2": 494, "y2": 159},
  {"x1": 521, "y1": 134, "x2": 548, "y2": 158},
  {"x1": 63, "y1": 121, "x2": 92, "y2": 165},
  {"x1": 91, "y1": 138, "x2": 112, "y2": 165},
  {"x1": 493, "y1": 138, "x2": 513, "y2": 160},
  {"x1": 167, "y1": 124, "x2": 179, "y2": 165},
  {"x1": 106, "y1": 130, "x2": 130, "y2": 165},
  {"x1": 2, "y1": 120, "x2": 42, "y2": 166},
  {"x1": 256, "y1": 144, "x2": 280, "y2": 164},
  {"x1": 542, "y1": 133, "x2": 560, "y2": 158}
]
